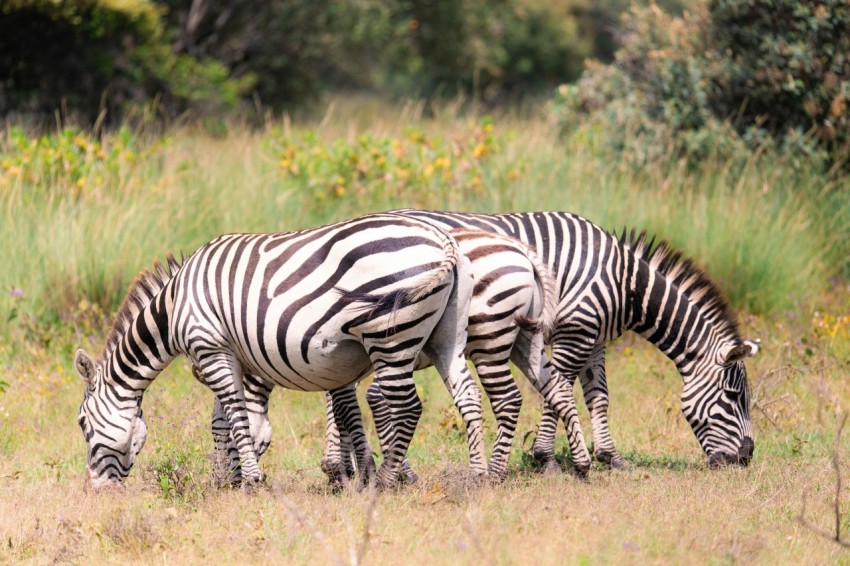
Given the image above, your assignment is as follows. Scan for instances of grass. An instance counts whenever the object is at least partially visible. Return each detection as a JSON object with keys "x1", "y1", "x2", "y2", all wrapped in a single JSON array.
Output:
[{"x1": 2, "y1": 99, "x2": 850, "y2": 563}]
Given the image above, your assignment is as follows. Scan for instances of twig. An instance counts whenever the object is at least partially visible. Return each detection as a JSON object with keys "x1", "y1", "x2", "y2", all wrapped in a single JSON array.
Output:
[
  {"x1": 280, "y1": 493, "x2": 345, "y2": 565},
  {"x1": 797, "y1": 411, "x2": 850, "y2": 549},
  {"x1": 349, "y1": 486, "x2": 379, "y2": 566}
]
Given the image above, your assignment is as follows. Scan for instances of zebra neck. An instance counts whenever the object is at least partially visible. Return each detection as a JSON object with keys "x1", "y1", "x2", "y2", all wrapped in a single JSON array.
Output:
[
  {"x1": 628, "y1": 258, "x2": 712, "y2": 370},
  {"x1": 103, "y1": 290, "x2": 176, "y2": 396}
]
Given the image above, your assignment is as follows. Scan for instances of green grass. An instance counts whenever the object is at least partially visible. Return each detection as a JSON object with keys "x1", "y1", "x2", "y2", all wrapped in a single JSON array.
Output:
[{"x1": 2, "y1": 100, "x2": 850, "y2": 563}]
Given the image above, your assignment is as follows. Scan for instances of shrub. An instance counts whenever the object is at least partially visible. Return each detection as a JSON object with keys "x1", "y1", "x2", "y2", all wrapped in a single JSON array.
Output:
[
  {"x1": 263, "y1": 119, "x2": 524, "y2": 209},
  {"x1": 0, "y1": 0, "x2": 246, "y2": 124},
  {"x1": 552, "y1": 0, "x2": 850, "y2": 167}
]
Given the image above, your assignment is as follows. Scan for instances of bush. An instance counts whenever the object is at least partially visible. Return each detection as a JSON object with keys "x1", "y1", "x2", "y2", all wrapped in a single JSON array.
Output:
[
  {"x1": 263, "y1": 118, "x2": 524, "y2": 209},
  {"x1": 708, "y1": 0, "x2": 850, "y2": 160},
  {"x1": 0, "y1": 0, "x2": 246, "y2": 125},
  {"x1": 553, "y1": 0, "x2": 850, "y2": 167}
]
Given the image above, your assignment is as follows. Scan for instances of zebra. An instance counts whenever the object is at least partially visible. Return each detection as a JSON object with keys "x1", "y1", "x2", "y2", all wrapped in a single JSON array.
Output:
[
  {"x1": 207, "y1": 228, "x2": 594, "y2": 485},
  {"x1": 392, "y1": 209, "x2": 760, "y2": 469},
  {"x1": 73, "y1": 213, "x2": 496, "y2": 489},
  {"x1": 381, "y1": 210, "x2": 759, "y2": 469}
]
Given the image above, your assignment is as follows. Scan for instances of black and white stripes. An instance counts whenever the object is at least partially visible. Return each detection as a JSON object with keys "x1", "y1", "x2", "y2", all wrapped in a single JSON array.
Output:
[{"x1": 75, "y1": 213, "x2": 494, "y2": 489}]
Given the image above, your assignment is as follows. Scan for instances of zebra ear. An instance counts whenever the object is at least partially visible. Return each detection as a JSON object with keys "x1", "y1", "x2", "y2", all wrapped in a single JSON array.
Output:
[
  {"x1": 721, "y1": 339, "x2": 761, "y2": 364},
  {"x1": 75, "y1": 349, "x2": 96, "y2": 384}
]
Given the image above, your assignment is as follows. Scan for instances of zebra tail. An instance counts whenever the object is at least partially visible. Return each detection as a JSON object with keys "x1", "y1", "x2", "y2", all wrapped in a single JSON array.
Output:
[
  {"x1": 513, "y1": 246, "x2": 558, "y2": 339},
  {"x1": 404, "y1": 232, "x2": 460, "y2": 303},
  {"x1": 339, "y1": 231, "x2": 459, "y2": 318}
]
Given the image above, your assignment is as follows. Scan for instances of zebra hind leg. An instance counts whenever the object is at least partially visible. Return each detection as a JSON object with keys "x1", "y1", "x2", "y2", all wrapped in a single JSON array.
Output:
[
  {"x1": 472, "y1": 354, "x2": 522, "y2": 482},
  {"x1": 320, "y1": 391, "x2": 356, "y2": 490},
  {"x1": 369, "y1": 367, "x2": 422, "y2": 489},
  {"x1": 365, "y1": 382, "x2": 418, "y2": 484},
  {"x1": 329, "y1": 385, "x2": 377, "y2": 488},
  {"x1": 530, "y1": 401, "x2": 561, "y2": 474}
]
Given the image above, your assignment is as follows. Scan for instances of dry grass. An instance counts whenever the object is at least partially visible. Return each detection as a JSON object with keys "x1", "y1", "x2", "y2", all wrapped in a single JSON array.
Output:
[{"x1": 2, "y1": 283, "x2": 850, "y2": 564}]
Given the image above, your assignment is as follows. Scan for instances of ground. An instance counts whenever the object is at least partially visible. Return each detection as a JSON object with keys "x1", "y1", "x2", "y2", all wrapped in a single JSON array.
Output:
[{"x1": 1, "y1": 282, "x2": 849, "y2": 564}]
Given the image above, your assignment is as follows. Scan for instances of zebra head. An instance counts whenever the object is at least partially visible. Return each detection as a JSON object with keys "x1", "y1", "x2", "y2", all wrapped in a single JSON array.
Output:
[
  {"x1": 681, "y1": 339, "x2": 759, "y2": 467},
  {"x1": 75, "y1": 349, "x2": 148, "y2": 489}
]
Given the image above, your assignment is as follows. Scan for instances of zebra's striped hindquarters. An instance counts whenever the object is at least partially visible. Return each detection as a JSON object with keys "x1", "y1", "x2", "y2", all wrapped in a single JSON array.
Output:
[{"x1": 74, "y1": 213, "x2": 481, "y2": 489}]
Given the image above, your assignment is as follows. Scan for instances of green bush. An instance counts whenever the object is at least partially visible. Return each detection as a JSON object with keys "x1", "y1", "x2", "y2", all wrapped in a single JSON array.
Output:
[
  {"x1": 263, "y1": 118, "x2": 524, "y2": 209},
  {"x1": 0, "y1": 0, "x2": 246, "y2": 124},
  {"x1": 553, "y1": 0, "x2": 849, "y2": 167}
]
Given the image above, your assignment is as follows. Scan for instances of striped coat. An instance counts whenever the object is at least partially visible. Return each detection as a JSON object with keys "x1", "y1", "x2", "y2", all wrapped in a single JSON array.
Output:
[{"x1": 74, "y1": 213, "x2": 489, "y2": 489}]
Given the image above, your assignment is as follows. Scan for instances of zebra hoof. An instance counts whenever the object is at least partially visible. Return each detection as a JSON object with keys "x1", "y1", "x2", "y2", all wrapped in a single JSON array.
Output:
[
  {"x1": 539, "y1": 460, "x2": 562, "y2": 475},
  {"x1": 573, "y1": 461, "x2": 592, "y2": 481},
  {"x1": 486, "y1": 468, "x2": 509, "y2": 483},
  {"x1": 596, "y1": 451, "x2": 630, "y2": 470},
  {"x1": 400, "y1": 469, "x2": 419, "y2": 485},
  {"x1": 531, "y1": 448, "x2": 555, "y2": 465},
  {"x1": 321, "y1": 459, "x2": 352, "y2": 491}
]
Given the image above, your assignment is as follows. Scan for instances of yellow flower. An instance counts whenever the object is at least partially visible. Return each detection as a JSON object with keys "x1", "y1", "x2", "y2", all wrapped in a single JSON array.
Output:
[{"x1": 471, "y1": 143, "x2": 487, "y2": 159}]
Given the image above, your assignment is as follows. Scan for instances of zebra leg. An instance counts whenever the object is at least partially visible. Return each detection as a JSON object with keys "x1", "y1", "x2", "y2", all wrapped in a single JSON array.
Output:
[
  {"x1": 243, "y1": 373, "x2": 273, "y2": 459},
  {"x1": 320, "y1": 391, "x2": 357, "y2": 489},
  {"x1": 198, "y1": 367, "x2": 274, "y2": 486},
  {"x1": 328, "y1": 386, "x2": 377, "y2": 487},
  {"x1": 424, "y1": 266, "x2": 488, "y2": 480},
  {"x1": 193, "y1": 352, "x2": 264, "y2": 483},
  {"x1": 193, "y1": 366, "x2": 238, "y2": 483},
  {"x1": 578, "y1": 346, "x2": 627, "y2": 469},
  {"x1": 370, "y1": 367, "x2": 422, "y2": 488},
  {"x1": 431, "y1": 353, "x2": 488, "y2": 479},
  {"x1": 365, "y1": 382, "x2": 418, "y2": 483},
  {"x1": 530, "y1": 399, "x2": 560, "y2": 474},
  {"x1": 513, "y1": 340, "x2": 592, "y2": 478},
  {"x1": 471, "y1": 353, "x2": 522, "y2": 481}
]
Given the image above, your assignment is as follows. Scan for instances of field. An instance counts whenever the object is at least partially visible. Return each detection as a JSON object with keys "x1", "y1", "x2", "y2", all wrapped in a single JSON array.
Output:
[{"x1": 2, "y1": 100, "x2": 850, "y2": 564}]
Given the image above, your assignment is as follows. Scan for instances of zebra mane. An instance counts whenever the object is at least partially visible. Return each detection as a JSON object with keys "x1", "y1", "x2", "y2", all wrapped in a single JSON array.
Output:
[
  {"x1": 98, "y1": 254, "x2": 182, "y2": 366},
  {"x1": 619, "y1": 229, "x2": 741, "y2": 341}
]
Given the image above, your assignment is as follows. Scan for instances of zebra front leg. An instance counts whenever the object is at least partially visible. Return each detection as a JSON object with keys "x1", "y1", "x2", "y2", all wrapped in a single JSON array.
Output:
[
  {"x1": 197, "y1": 368, "x2": 274, "y2": 486},
  {"x1": 194, "y1": 366, "x2": 239, "y2": 483},
  {"x1": 329, "y1": 385, "x2": 377, "y2": 487},
  {"x1": 365, "y1": 382, "x2": 418, "y2": 483},
  {"x1": 193, "y1": 352, "x2": 264, "y2": 484},
  {"x1": 320, "y1": 391, "x2": 357, "y2": 489},
  {"x1": 472, "y1": 354, "x2": 522, "y2": 481},
  {"x1": 513, "y1": 344, "x2": 591, "y2": 478},
  {"x1": 578, "y1": 346, "x2": 628, "y2": 469},
  {"x1": 530, "y1": 401, "x2": 560, "y2": 474}
]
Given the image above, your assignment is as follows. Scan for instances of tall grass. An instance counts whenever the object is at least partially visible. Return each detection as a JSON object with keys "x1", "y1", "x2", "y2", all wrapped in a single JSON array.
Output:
[{"x1": 1, "y1": 103, "x2": 847, "y2": 354}]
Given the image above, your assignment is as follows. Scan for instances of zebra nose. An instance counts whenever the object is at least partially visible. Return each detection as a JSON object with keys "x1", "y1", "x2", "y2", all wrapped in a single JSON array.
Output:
[{"x1": 738, "y1": 436, "x2": 754, "y2": 465}]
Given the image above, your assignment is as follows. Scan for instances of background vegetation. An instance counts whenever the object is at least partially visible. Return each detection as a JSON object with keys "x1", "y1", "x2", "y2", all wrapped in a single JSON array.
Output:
[{"x1": 1, "y1": 0, "x2": 850, "y2": 563}]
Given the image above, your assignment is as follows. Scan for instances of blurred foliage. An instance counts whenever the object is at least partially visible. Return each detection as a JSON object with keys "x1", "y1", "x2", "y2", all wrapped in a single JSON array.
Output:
[
  {"x1": 1, "y1": 0, "x2": 636, "y2": 123},
  {"x1": 552, "y1": 0, "x2": 850, "y2": 167},
  {"x1": 264, "y1": 118, "x2": 524, "y2": 208},
  {"x1": 0, "y1": 126, "x2": 164, "y2": 196},
  {"x1": 0, "y1": 0, "x2": 246, "y2": 125}
]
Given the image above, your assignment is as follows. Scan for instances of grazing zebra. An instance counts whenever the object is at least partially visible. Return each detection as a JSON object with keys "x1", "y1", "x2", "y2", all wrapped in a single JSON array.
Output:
[
  {"x1": 382, "y1": 210, "x2": 759, "y2": 468},
  {"x1": 209, "y1": 229, "x2": 594, "y2": 484},
  {"x1": 74, "y1": 213, "x2": 493, "y2": 489}
]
